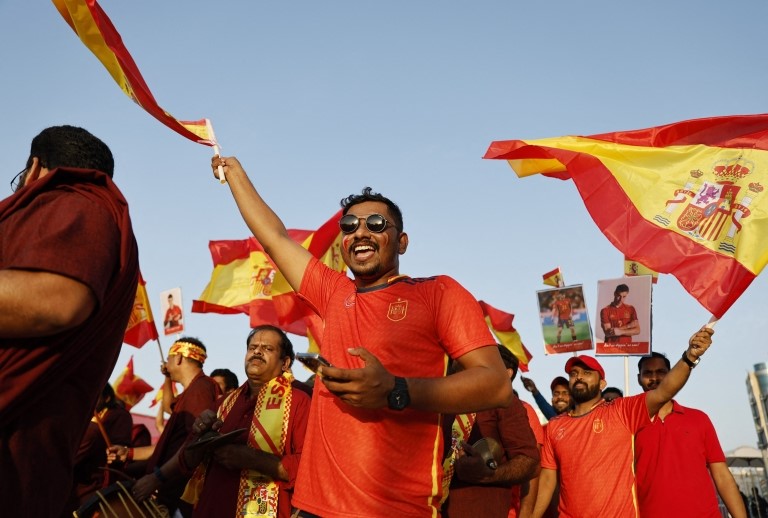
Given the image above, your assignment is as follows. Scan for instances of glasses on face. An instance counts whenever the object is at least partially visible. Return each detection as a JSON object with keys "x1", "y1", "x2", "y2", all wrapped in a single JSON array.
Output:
[
  {"x1": 10, "y1": 168, "x2": 26, "y2": 192},
  {"x1": 339, "y1": 213, "x2": 398, "y2": 234}
]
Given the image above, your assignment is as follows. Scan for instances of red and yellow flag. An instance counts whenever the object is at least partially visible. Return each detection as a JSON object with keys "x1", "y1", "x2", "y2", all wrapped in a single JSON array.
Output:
[
  {"x1": 478, "y1": 300, "x2": 532, "y2": 372},
  {"x1": 52, "y1": 0, "x2": 214, "y2": 145},
  {"x1": 149, "y1": 383, "x2": 179, "y2": 409},
  {"x1": 485, "y1": 113, "x2": 768, "y2": 318},
  {"x1": 542, "y1": 267, "x2": 564, "y2": 287},
  {"x1": 624, "y1": 257, "x2": 659, "y2": 284},
  {"x1": 123, "y1": 272, "x2": 159, "y2": 348},
  {"x1": 192, "y1": 210, "x2": 345, "y2": 336},
  {"x1": 112, "y1": 357, "x2": 153, "y2": 411}
]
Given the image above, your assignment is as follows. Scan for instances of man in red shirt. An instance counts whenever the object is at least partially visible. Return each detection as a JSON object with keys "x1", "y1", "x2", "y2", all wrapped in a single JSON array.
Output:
[
  {"x1": 533, "y1": 327, "x2": 713, "y2": 518},
  {"x1": 0, "y1": 125, "x2": 139, "y2": 516},
  {"x1": 211, "y1": 156, "x2": 513, "y2": 517},
  {"x1": 634, "y1": 352, "x2": 746, "y2": 518},
  {"x1": 551, "y1": 291, "x2": 577, "y2": 343},
  {"x1": 600, "y1": 283, "x2": 640, "y2": 344}
]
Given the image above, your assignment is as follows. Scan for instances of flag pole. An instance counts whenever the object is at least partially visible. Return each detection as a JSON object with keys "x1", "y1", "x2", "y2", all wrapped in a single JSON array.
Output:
[
  {"x1": 155, "y1": 338, "x2": 165, "y2": 363},
  {"x1": 205, "y1": 119, "x2": 226, "y2": 184},
  {"x1": 93, "y1": 411, "x2": 112, "y2": 448}
]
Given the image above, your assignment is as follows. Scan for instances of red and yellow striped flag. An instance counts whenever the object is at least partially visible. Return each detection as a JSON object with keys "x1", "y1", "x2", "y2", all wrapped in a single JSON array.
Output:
[
  {"x1": 542, "y1": 267, "x2": 564, "y2": 287},
  {"x1": 149, "y1": 382, "x2": 179, "y2": 409},
  {"x1": 52, "y1": 0, "x2": 214, "y2": 145},
  {"x1": 478, "y1": 301, "x2": 532, "y2": 371},
  {"x1": 485, "y1": 113, "x2": 768, "y2": 318},
  {"x1": 112, "y1": 357, "x2": 153, "y2": 411},
  {"x1": 192, "y1": 210, "x2": 345, "y2": 336},
  {"x1": 123, "y1": 272, "x2": 159, "y2": 348},
  {"x1": 624, "y1": 257, "x2": 659, "y2": 284}
]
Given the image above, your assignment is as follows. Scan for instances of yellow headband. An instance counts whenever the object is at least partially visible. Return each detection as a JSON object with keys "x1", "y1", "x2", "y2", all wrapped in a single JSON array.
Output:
[{"x1": 169, "y1": 341, "x2": 207, "y2": 364}]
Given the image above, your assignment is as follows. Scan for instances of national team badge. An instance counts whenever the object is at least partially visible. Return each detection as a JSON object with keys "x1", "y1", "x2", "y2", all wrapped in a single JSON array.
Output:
[
  {"x1": 592, "y1": 418, "x2": 604, "y2": 434},
  {"x1": 387, "y1": 299, "x2": 408, "y2": 321}
]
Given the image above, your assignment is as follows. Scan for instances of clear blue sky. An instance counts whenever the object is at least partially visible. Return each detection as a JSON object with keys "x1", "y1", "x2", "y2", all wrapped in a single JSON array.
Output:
[{"x1": 1, "y1": 1, "x2": 765, "y2": 451}]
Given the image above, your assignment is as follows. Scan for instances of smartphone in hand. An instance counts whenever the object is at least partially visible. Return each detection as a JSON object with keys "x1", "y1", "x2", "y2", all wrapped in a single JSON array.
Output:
[{"x1": 296, "y1": 352, "x2": 332, "y2": 374}]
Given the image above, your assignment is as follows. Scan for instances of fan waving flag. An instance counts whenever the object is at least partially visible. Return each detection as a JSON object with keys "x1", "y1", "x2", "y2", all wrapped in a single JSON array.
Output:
[
  {"x1": 485, "y1": 113, "x2": 768, "y2": 318},
  {"x1": 112, "y1": 357, "x2": 153, "y2": 411},
  {"x1": 123, "y1": 272, "x2": 159, "y2": 348},
  {"x1": 478, "y1": 300, "x2": 532, "y2": 371},
  {"x1": 192, "y1": 210, "x2": 345, "y2": 336},
  {"x1": 52, "y1": 0, "x2": 215, "y2": 145}
]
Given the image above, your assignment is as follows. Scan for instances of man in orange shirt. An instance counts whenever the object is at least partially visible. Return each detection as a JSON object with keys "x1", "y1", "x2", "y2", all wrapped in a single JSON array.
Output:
[{"x1": 533, "y1": 327, "x2": 713, "y2": 518}]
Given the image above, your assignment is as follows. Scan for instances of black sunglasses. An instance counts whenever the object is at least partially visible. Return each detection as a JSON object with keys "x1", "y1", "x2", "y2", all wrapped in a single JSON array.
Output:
[
  {"x1": 339, "y1": 213, "x2": 398, "y2": 234},
  {"x1": 10, "y1": 168, "x2": 26, "y2": 192}
]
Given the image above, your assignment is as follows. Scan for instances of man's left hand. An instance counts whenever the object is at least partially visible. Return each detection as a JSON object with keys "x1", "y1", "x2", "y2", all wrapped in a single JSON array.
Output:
[{"x1": 319, "y1": 348, "x2": 394, "y2": 409}]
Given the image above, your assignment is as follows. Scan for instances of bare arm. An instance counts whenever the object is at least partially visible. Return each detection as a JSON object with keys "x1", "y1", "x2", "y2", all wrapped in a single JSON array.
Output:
[
  {"x1": 0, "y1": 270, "x2": 96, "y2": 338},
  {"x1": 320, "y1": 346, "x2": 513, "y2": 414},
  {"x1": 645, "y1": 327, "x2": 713, "y2": 417},
  {"x1": 532, "y1": 468, "x2": 557, "y2": 518},
  {"x1": 519, "y1": 476, "x2": 539, "y2": 518},
  {"x1": 213, "y1": 156, "x2": 312, "y2": 290},
  {"x1": 710, "y1": 462, "x2": 747, "y2": 518}
]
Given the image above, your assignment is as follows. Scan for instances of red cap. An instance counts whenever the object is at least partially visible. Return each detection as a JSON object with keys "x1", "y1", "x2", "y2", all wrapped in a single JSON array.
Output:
[{"x1": 564, "y1": 355, "x2": 605, "y2": 380}]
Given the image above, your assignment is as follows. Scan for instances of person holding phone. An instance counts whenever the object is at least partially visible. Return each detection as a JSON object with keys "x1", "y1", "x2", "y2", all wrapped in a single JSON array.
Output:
[{"x1": 211, "y1": 156, "x2": 513, "y2": 517}]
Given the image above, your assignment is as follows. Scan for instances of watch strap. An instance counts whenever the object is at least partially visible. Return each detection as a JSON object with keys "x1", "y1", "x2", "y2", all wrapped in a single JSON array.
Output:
[{"x1": 681, "y1": 350, "x2": 700, "y2": 369}]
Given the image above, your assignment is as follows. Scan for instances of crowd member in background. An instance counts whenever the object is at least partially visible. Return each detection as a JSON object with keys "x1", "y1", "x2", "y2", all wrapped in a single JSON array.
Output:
[
  {"x1": 110, "y1": 337, "x2": 220, "y2": 516},
  {"x1": 445, "y1": 345, "x2": 540, "y2": 518},
  {"x1": 180, "y1": 325, "x2": 310, "y2": 518},
  {"x1": 521, "y1": 376, "x2": 572, "y2": 420},
  {"x1": 533, "y1": 327, "x2": 713, "y2": 518},
  {"x1": 210, "y1": 367, "x2": 239, "y2": 395},
  {"x1": 634, "y1": 352, "x2": 746, "y2": 518},
  {"x1": 601, "y1": 386, "x2": 623, "y2": 402},
  {"x1": 0, "y1": 125, "x2": 139, "y2": 516},
  {"x1": 212, "y1": 155, "x2": 512, "y2": 516}
]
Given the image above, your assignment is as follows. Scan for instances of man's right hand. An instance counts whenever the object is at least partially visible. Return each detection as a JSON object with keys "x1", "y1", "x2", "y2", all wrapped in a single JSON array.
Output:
[
  {"x1": 107, "y1": 444, "x2": 128, "y2": 464},
  {"x1": 521, "y1": 376, "x2": 538, "y2": 394}
]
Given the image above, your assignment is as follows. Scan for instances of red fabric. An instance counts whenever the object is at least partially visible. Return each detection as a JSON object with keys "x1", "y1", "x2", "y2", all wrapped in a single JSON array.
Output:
[
  {"x1": 0, "y1": 168, "x2": 138, "y2": 517},
  {"x1": 447, "y1": 395, "x2": 540, "y2": 518},
  {"x1": 123, "y1": 273, "x2": 159, "y2": 348},
  {"x1": 293, "y1": 258, "x2": 495, "y2": 517},
  {"x1": 635, "y1": 401, "x2": 726, "y2": 518},
  {"x1": 192, "y1": 384, "x2": 311, "y2": 518},
  {"x1": 541, "y1": 394, "x2": 650, "y2": 517},
  {"x1": 552, "y1": 299, "x2": 573, "y2": 319},
  {"x1": 508, "y1": 401, "x2": 545, "y2": 517},
  {"x1": 148, "y1": 373, "x2": 220, "y2": 512}
]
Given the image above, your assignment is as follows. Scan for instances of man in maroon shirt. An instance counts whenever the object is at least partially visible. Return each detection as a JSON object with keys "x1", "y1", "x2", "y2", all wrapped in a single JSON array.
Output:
[{"x1": 0, "y1": 125, "x2": 139, "y2": 517}]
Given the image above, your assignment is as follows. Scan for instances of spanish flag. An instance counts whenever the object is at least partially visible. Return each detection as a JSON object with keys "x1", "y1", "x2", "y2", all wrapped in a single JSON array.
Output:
[
  {"x1": 123, "y1": 272, "x2": 159, "y2": 348},
  {"x1": 192, "y1": 210, "x2": 345, "y2": 336},
  {"x1": 478, "y1": 301, "x2": 532, "y2": 371},
  {"x1": 542, "y1": 267, "x2": 564, "y2": 288},
  {"x1": 485, "y1": 114, "x2": 768, "y2": 318},
  {"x1": 112, "y1": 357, "x2": 153, "y2": 411},
  {"x1": 624, "y1": 257, "x2": 659, "y2": 284},
  {"x1": 52, "y1": 0, "x2": 214, "y2": 145}
]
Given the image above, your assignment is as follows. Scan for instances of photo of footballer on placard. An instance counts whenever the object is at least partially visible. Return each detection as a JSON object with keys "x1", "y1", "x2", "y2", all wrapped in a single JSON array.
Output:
[
  {"x1": 536, "y1": 285, "x2": 593, "y2": 355},
  {"x1": 595, "y1": 275, "x2": 652, "y2": 356}
]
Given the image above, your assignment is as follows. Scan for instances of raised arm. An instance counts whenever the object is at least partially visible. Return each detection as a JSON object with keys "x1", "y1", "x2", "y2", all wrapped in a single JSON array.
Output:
[
  {"x1": 213, "y1": 155, "x2": 312, "y2": 291},
  {"x1": 645, "y1": 326, "x2": 713, "y2": 417}
]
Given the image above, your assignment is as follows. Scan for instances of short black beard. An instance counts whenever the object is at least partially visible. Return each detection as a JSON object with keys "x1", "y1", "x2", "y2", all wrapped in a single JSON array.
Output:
[{"x1": 570, "y1": 383, "x2": 601, "y2": 403}]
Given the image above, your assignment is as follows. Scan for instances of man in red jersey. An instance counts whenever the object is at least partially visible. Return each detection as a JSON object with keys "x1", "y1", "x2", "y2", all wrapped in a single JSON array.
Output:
[
  {"x1": 600, "y1": 283, "x2": 640, "y2": 344},
  {"x1": 0, "y1": 125, "x2": 139, "y2": 517},
  {"x1": 634, "y1": 352, "x2": 746, "y2": 518},
  {"x1": 532, "y1": 327, "x2": 713, "y2": 518},
  {"x1": 551, "y1": 291, "x2": 577, "y2": 343},
  {"x1": 211, "y1": 156, "x2": 513, "y2": 517}
]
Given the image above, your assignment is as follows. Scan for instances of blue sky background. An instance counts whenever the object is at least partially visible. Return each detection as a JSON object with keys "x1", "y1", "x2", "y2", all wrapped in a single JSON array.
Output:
[{"x1": 1, "y1": 1, "x2": 766, "y2": 451}]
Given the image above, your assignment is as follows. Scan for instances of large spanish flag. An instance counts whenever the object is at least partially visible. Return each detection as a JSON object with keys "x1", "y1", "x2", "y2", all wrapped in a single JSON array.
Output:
[
  {"x1": 52, "y1": 0, "x2": 214, "y2": 145},
  {"x1": 192, "y1": 210, "x2": 345, "y2": 336},
  {"x1": 112, "y1": 357, "x2": 153, "y2": 411},
  {"x1": 123, "y1": 272, "x2": 159, "y2": 348},
  {"x1": 485, "y1": 114, "x2": 768, "y2": 318},
  {"x1": 478, "y1": 300, "x2": 532, "y2": 371}
]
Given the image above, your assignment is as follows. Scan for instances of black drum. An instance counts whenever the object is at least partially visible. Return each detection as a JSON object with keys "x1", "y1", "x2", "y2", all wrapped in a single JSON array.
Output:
[{"x1": 73, "y1": 480, "x2": 167, "y2": 518}]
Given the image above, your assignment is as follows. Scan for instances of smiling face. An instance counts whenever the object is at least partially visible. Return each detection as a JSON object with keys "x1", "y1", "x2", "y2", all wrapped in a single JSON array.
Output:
[
  {"x1": 551, "y1": 384, "x2": 572, "y2": 414},
  {"x1": 244, "y1": 329, "x2": 290, "y2": 388},
  {"x1": 340, "y1": 201, "x2": 408, "y2": 288}
]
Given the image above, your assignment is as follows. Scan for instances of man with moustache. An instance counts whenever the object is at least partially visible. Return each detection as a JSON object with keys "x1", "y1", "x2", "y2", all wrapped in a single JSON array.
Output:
[
  {"x1": 521, "y1": 376, "x2": 572, "y2": 420},
  {"x1": 211, "y1": 156, "x2": 513, "y2": 517},
  {"x1": 634, "y1": 352, "x2": 746, "y2": 518},
  {"x1": 532, "y1": 327, "x2": 714, "y2": 518}
]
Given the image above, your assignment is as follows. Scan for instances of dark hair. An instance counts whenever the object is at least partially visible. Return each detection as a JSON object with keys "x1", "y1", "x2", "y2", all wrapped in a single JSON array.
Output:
[
  {"x1": 602, "y1": 387, "x2": 623, "y2": 397},
  {"x1": 176, "y1": 336, "x2": 207, "y2": 368},
  {"x1": 210, "y1": 368, "x2": 239, "y2": 391},
  {"x1": 340, "y1": 187, "x2": 403, "y2": 231},
  {"x1": 246, "y1": 325, "x2": 295, "y2": 365},
  {"x1": 614, "y1": 283, "x2": 630, "y2": 294},
  {"x1": 101, "y1": 383, "x2": 120, "y2": 410},
  {"x1": 637, "y1": 351, "x2": 671, "y2": 372},
  {"x1": 26, "y1": 125, "x2": 114, "y2": 178},
  {"x1": 497, "y1": 345, "x2": 519, "y2": 379},
  {"x1": 550, "y1": 376, "x2": 569, "y2": 392}
]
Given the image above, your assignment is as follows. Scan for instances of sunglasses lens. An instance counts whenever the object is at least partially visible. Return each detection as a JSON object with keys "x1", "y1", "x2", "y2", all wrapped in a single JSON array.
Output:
[
  {"x1": 339, "y1": 215, "x2": 359, "y2": 234},
  {"x1": 366, "y1": 214, "x2": 388, "y2": 233}
]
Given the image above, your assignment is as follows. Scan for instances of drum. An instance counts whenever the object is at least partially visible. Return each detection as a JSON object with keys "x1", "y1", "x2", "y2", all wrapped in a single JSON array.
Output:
[{"x1": 73, "y1": 480, "x2": 167, "y2": 518}]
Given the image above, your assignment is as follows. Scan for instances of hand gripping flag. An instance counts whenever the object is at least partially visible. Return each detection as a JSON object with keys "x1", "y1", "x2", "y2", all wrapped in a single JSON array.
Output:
[
  {"x1": 123, "y1": 272, "x2": 159, "y2": 348},
  {"x1": 52, "y1": 0, "x2": 216, "y2": 146},
  {"x1": 485, "y1": 113, "x2": 768, "y2": 318},
  {"x1": 192, "y1": 210, "x2": 345, "y2": 336},
  {"x1": 478, "y1": 300, "x2": 532, "y2": 371},
  {"x1": 112, "y1": 357, "x2": 153, "y2": 411}
]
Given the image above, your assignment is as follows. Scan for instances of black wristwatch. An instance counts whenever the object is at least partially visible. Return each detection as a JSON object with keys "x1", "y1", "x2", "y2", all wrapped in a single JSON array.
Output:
[
  {"x1": 387, "y1": 377, "x2": 410, "y2": 410},
  {"x1": 681, "y1": 350, "x2": 700, "y2": 369}
]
